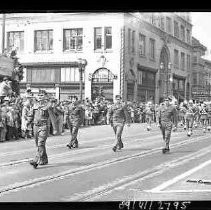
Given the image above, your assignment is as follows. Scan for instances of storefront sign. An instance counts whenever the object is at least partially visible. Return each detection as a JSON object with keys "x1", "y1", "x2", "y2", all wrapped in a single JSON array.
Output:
[{"x1": 0, "y1": 56, "x2": 14, "y2": 77}]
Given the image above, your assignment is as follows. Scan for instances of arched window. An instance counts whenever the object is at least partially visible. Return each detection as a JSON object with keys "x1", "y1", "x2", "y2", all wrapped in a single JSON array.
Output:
[{"x1": 92, "y1": 68, "x2": 113, "y2": 83}]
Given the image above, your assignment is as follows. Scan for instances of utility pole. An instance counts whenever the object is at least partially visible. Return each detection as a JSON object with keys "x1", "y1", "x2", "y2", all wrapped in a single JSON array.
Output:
[{"x1": 1, "y1": 14, "x2": 6, "y2": 54}]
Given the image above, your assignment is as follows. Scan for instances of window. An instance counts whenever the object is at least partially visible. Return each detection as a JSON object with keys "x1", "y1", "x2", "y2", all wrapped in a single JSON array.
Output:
[
  {"x1": 7, "y1": 31, "x2": 24, "y2": 52},
  {"x1": 94, "y1": 27, "x2": 102, "y2": 50},
  {"x1": 166, "y1": 17, "x2": 172, "y2": 34},
  {"x1": 94, "y1": 27, "x2": 112, "y2": 50},
  {"x1": 104, "y1": 27, "x2": 112, "y2": 49},
  {"x1": 63, "y1": 28, "x2": 83, "y2": 51},
  {"x1": 132, "y1": 30, "x2": 135, "y2": 53},
  {"x1": 174, "y1": 49, "x2": 179, "y2": 67},
  {"x1": 34, "y1": 30, "x2": 53, "y2": 51},
  {"x1": 149, "y1": 38, "x2": 155, "y2": 60},
  {"x1": 137, "y1": 71, "x2": 142, "y2": 85},
  {"x1": 180, "y1": 25, "x2": 185, "y2": 41},
  {"x1": 128, "y1": 28, "x2": 131, "y2": 53},
  {"x1": 186, "y1": 29, "x2": 191, "y2": 43},
  {"x1": 139, "y1": 33, "x2": 146, "y2": 56},
  {"x1": 181, "y1": 52, "x2": 185, "y2": 70},
  {"x1": 179, "y1": 80, "x2": 184, "y2": 90},
  {"x1": 174, "y1": 21, "x2": 179, "y2": 38},
  {"x1": 187, "y1": 54, "x2": 191, "y2": 70},
  {"x1": 150, "y1": 14, "x2": 156, "y2": 25},
  {"x1": 160, "y1": 16, "x2": 165, "y2": 31},
  {"x1": 31, "y1": 68, "x2": 56, "y2": 83},
  {"x1": 61, "y1": 67, "x2": 84, "y2": 82},
  {"x1": 173, "y1": 78, "x2": 178, "y2": 90},
  {"x1": 193, "y1": 73, "x2": 197, "y2": 84}
]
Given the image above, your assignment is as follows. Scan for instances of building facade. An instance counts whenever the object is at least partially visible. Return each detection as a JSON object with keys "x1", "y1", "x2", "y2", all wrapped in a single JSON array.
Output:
[{"x1": 0, "y1": 12, "x2": 193, "y2": 103}]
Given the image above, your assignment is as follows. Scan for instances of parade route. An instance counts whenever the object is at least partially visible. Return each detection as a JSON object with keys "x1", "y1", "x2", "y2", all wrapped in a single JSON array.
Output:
[{"x1": 0, "y1": 123, "x2": 211, "y2": 202}]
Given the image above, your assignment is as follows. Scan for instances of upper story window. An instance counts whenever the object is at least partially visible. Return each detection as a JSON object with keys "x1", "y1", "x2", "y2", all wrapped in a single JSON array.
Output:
[
  {"x1": 105, "y1": 27, "x2": 112, "y2": 49},
  {"x1": 174, "y1": 21, "x2": 179, "y2": 38},
  {"x1": 181, "y1": 52, "x2": 185, "y2": 70},
  {"x1": 174, "y1": 49, "x2": 179, "y2": 67},
  {"x1": 7, "y1": 31, "x2": 24, "y2": 52},
  {"x1": 63, "y1": 28, "x2": 83, "y2": 51},
  {"x1": 128, "y1": 28, "x2": 131, "y2": 53},
  {"x1": 160, "y1": 16, "x2": 165, "y2": 31},
  {"x1": 166, "y1": 17, "x2": 172, "y2": 34},
  {"x1": 94, "y1": 27, "x2": 112, "y2": 50},
  {"x1": 180, "y1": 25, "x2": 185, "y2": 41},
  {"x1": 149, "y1": 38, "x2": 155, "y2": 60},
  {"x1": 186, "y1": 29, "x2": 191, "y2": 43},
  {"x1": 34, "y1": 30, "x2": 53, "y2": 52},
  {"x1": 139, "y1": 33, "x2": 146, "y2": 56},
  {"x1": 187, "y1": 54, "x2": 191, "y2": 70},
  {"x1": 131, "y1": 30, "x2": 135, "y2": 53},
  {"x1": 150, "y1": 14, "x2": 156, "y2": 25}
]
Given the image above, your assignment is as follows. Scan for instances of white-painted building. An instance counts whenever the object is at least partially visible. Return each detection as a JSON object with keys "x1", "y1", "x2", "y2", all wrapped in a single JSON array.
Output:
[{"x1": 0, "y1": 12, "x2": 193, "y2": 103}]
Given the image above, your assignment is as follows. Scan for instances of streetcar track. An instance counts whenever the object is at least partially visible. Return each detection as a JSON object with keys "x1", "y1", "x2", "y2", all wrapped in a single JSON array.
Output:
[
  {"x1": 64, "y1": 142, "x2": 211, "y2": 201},
  {"x1": 0, "y1": 132, "x2": 208, "y2": 196},
  {"x1": 0, "y1": 131, "x2": 183, "y2": 168},
  {"x1": 0, "y1": 130, "x2": 160, "y2": 158}
]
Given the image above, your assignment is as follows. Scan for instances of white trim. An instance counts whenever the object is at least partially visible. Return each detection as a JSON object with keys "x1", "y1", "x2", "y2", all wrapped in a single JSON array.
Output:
[{"x1": 150, "y1": 159, "x2": 211, "y2": 192}]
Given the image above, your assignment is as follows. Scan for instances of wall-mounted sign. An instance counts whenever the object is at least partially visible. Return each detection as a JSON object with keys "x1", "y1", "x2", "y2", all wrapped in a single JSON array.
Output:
[{"x1": 0, "y1": 56, "x2": 14, "y2": 77}]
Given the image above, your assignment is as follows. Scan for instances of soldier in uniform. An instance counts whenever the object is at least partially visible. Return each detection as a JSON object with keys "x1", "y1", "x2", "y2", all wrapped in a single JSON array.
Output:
[
  {"x1": 29, "y1": 94, "x2": 51, "y2": 169},
  {"x1": 158, "y1": 97, "x2": 177, "y2": 154},
  {"x1": 66, "y1": 96, "x2": 84, "y2": 149},
  {"x1": 185, "y1": 100, "x2": 198, "y2": 136},
  {"x1": 108, "y1": 95, "x2": 131, "y2": 152},
  {"x1": 144, "y1": 101, "x2": 154, "y2": 131}
]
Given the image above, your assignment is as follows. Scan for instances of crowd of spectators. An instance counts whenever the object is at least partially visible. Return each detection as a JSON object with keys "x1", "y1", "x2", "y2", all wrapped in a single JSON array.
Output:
[{"x1": 0, "y1": 84, "x2": 160, "y2": 142}]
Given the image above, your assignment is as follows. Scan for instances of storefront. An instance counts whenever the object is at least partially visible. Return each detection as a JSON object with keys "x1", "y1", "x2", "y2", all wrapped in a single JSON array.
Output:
[
  {"x1": 172, "y1": 75, "x2": 185, "y2": 102},
  {"x1": 20, "y1": 62, "x2": 82, "y2": 99},
  {"x1": 91, "y1": 68, "x2": 114, "y2": 101},
  {"x1": 137, "y1": 65, "x2": 156, "y2": 103}
]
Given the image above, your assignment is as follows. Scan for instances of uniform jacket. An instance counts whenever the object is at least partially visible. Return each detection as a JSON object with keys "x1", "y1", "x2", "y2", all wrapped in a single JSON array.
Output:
[
  {"x1": 158, "y1": 104, "x2": 177, "y2": 124},
  {"x1": 108, "y1": 103, "x2": 131, "y2": 125},
  {"x1": 67, "y1": 102, "x2": 84, "y2": 126}
]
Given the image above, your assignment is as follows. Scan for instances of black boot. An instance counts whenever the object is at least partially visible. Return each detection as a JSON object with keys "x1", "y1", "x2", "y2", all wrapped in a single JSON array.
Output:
[
  {"x1": 112, "y1": 146, "x2": 117, "y2": 152},
  {"x1": 29, "y1": 160, "x2": 38, "y2": 169}
]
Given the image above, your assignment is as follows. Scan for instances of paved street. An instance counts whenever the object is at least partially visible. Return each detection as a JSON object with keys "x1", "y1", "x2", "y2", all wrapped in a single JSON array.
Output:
[{"x1": 0, "y1": 123, "x2": 211, "y2": 202}]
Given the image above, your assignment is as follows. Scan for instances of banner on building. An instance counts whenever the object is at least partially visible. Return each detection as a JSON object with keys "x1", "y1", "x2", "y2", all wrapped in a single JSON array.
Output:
[{"x1": 0, "y1": 56, "x2": 14, "y2": 77}]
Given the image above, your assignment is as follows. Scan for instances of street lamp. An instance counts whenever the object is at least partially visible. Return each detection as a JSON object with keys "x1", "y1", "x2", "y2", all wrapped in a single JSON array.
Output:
[
  {"x1": 78, "y1": 58, "x2": 87, "y2": 101},
  {"x1": 167, "y1": 62, "x2": 173, "y2": 96}
]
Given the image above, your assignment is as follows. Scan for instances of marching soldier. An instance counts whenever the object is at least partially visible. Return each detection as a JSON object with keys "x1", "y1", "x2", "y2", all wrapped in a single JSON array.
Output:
[
  {"x1": 144, "y1": 101, "x2": 154, "y2": 131},
  {"x1": 108, "y1": 95, "x2": 131, "y2": 152},
  {"x1": 66, "y1": 96, "x2": 84, "y2": 149},
  {"x1": 185, "y1": 100, "x2": 198, "y2": 137},
  {"x1": 158, "y1": 97, "x2": 177, "y2": 154},
  {"x1": 199, "y1": 102, "x2": 208, "y2": 133},
  {"x1": 29, "y1": 94, "x2": 51, "y2": 169}
]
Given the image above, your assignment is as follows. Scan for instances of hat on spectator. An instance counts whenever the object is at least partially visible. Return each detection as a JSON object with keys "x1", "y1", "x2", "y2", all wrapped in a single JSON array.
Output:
[
  {"x1": 3, "y1": 97, "x2": 10, "y2": 101},
  {"x1": 115, "y1": 95, "x2": 122, "y2": 99}
]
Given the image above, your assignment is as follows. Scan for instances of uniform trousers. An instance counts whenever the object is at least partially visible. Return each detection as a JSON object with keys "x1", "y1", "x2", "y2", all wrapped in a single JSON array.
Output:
[
  {"x1": 112, "y1": 123, "x2": 124, "y2": 148},
  {"x1": 33, "y1": 125, "x2": 48, "y2": 165},
  {"x1": 186, "y1": 117, "x2": 194, "y2": 130},
  {"x1": 69, "y1": 123, "x2": 79, "y2": 146},
  {"x1": 160, "y1": 122, "x2": 172, "y2": 149}
]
